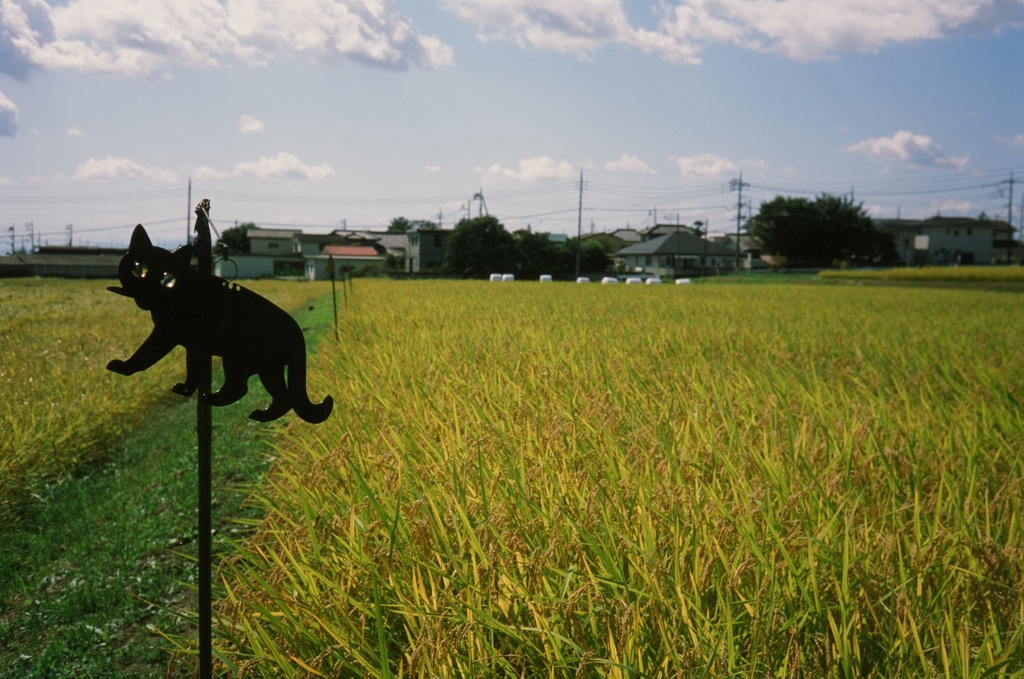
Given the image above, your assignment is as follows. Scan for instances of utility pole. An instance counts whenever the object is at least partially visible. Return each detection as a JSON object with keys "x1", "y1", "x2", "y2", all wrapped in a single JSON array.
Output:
[
  {"x1": 67, "y1": 224, "x2": 73, "y2": 247},
  {"x1": 730, "y1": 173, "x2": 749, "y2": 271},
  {"x1": 575, "y1": 170, "x2": 584, "y2": 279},
  {"x1": 25, "y1": 221, "x2": 34, "y2": 252},
  {"x1": 8, "y1": 225, "x2": 14, "y2": 254},
  {"x1": 472, "y1": 188, "x2": 488, "y2": 217},
  {"x1": 1008, "y1": 172, "x2": 1015, "y2": 229},
  {"x1": 438, "y1": 208, "x2": 443, "y2": 229},
  {"x1": 999, "y1": 173, "x2": 1018, "y2": 264}
]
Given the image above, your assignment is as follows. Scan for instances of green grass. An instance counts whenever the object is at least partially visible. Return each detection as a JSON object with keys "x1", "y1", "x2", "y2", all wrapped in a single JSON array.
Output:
[
  {"x1": 215, "y1": 280, "x2": 1024, "y2": 677},
  {"x1": 0, "y1": 278, "x2": 331, "y2": 519},
  {"x1": 0, "y1": 280, "x2": 334, "y2": 677}
]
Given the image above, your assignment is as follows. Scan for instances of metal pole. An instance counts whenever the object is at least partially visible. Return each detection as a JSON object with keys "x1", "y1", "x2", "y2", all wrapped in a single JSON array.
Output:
[
  {"x1": 575, "y1": 170, "x2": 583, "y2": 279},
  {"x1": 193, "y1": 199, "x2": 214, "y2": 679},
  {"x1": 187, "y1": 178, "x2": 192, "y2": 247},
  {"x1": 329, "y1": 255, "x2": 339, "y2": 341}
]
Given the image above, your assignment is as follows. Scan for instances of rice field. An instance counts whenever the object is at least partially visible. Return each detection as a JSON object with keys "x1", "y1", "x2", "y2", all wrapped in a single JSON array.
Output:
[
  {"x1": 214, "y1": 279, "x2": 1024, "y2": 677},
  {"x1": 0, "y1": 278, "x2": 331, "y2": 518},
  {"x1": 820, "y1": 265, "x2": 1024, "y2": 283}
]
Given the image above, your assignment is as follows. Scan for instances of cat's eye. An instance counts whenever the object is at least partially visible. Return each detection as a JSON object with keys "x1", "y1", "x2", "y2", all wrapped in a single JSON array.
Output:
[
  {"x1": 133, "y1": 262, "x2": 148, "y2": 278},
  {"x1": 161, "y1": 273, "x2": 176, "y2": 288}
]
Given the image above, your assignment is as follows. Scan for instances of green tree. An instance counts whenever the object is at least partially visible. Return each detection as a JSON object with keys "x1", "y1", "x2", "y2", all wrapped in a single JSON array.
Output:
[
  {"x1": 219, "y1": 222, "x2": 253, "y2": 254},
  {"x1": 387, "y1": 217, "x2": 413, "y2": 233},
  {"x1": 748, "y1": 194, "x2": 895, "y2": 266},
  {"x1": 389, "y1": 217, "x2": 438, "y2": 233},
  {"x1": 513, "y1": 230, "x2": 570, "y2": 279},
  {"x1": 443, "y1": 216, "x2": 516, "y2": 277},
  {"x1": 575, "y1": 239, "x2": 612, "y2": 275}
]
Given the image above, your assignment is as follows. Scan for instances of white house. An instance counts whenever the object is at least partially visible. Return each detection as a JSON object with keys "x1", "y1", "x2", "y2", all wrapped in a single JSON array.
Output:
[{"x1": 877, "y1": 216, "x2": 1015, "y2": 265}]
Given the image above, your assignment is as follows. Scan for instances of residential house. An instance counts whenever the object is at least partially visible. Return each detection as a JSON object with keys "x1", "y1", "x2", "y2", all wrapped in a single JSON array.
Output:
[
  {"x1": 642, "y1": 224, "x2": 699, "y2": 240},
  {"x1": 406, "y1": 226, "x2": 451, "y2": 273},
  {"x1": 582, "y1": 228, "x2": 641, "y2": 255},
  {"x1": 305, "y1": 243, "x2": 386, "y2": 280},
  {"x1": 877, "y1": 216, "x2": 1015, "y2": 265},
  {"x1": 0, "y1": 245, "x2": 123, "y2": 278},
  {"x1": 234, "y1": 227, "x2": 306, "y2": 278},
  {"x1": 613, "y1": 231, "x2": 736, "y2": 277},
  {"x1": 220, "y1": 227, "x2": 397, "y2": 279}
]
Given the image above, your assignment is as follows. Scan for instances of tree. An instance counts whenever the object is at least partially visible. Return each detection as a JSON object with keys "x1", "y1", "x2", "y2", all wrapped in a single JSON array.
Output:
[
  {"x1": 443, "y1": 216, "x2": 516, "y2": 277},
  {"x1": 575, "y1": 239, "x2": 612, "y2": 274},
  {"x1": 513, "y1": 229, "x2": 571, "y2": 279},
  {"x1": 387, "y1": 217, "x2": 413, "y2": 233},
  {"x1": 747, "y1": 194, "x2": 895, "y2": 266},
  {"x1": 219, "y1": 222, "x2": 253, "y2": 254},
  {"x1": 388, "y1": 217, "x2": 438, "y2": 233}
]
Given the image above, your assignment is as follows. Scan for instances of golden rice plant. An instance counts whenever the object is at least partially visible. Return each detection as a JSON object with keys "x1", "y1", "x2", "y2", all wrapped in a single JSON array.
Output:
[
  {"x1": 0, "y1": 278, "x2": 331, "y2": 517},
  {"x1": 820, "y1": 265, "x2": 1024, "y2": 283},
  {"x1": 216, "y1": 280, "x2": 1024, "y2": 677}
]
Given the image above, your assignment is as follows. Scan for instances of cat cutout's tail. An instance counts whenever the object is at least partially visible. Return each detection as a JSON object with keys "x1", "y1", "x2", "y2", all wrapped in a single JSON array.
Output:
[
  {"x1": 288, "y1": 358, "x2": 334, "y2": 424},
  {"x1": 295, "y1": 393, "x2": 333, "y2": 424}
]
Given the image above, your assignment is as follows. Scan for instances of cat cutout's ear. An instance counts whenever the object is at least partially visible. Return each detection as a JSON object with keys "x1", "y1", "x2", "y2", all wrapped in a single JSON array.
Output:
[
  {"x1": 129, "y1": 224, "x2": 153, "y2": 251},
  {"x1": 171, "y1": 243, "x2": 193, "y2": 269}
]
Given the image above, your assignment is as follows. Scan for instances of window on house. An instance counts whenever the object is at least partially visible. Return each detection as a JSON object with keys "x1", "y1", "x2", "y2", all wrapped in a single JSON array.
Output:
[{"x1": 268, "y1": 242, "x2": 279, "y2": 249}]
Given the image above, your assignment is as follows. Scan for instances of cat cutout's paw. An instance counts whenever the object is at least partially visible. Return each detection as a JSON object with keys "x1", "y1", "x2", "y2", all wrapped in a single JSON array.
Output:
[
  {"x1": 248, "y1": 409, "x2": 275, "y2": 422},
  {"x1": 107, "y1": 359, "x2": 132, "y2": 375},
  {"x1": 173, "y1": 383, "x2": 197, "y2": 397}
]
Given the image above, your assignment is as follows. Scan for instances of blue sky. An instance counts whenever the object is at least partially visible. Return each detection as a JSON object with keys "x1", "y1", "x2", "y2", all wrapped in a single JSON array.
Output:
[{"x1": 2, "y1": 0, "x2": 1024, "y2": 250}]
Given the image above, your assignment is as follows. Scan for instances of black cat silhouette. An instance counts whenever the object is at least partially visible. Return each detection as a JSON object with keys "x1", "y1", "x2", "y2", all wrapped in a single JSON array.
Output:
[{"x1": 107, "y1": 225, "x2": 333, "y2": 424}]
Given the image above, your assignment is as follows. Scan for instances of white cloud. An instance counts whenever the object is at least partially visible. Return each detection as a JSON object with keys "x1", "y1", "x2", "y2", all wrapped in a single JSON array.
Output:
[
  {"x1": 193, "y1": 165, "x2": 231, "y2": 180},
  {"x1": 4, "y1": 0, "x2": 1020, "y2": 79},
  {"x1": 0, "y1": 0, "x2": 453, "y2": 78},
  {"x1": 424, "y1": 164, "x2": 441, "y2": 173},
  {"x1": 673, "y1": 153, "x2": 737, "y2": 177},
  {"x1": 480, "y1": 155, "x2": 575, "y2": 184},
  {"x1": 238, "y1": 114, "x2": 265, "y2": 133},
  {"x1": 0, "y1": 90, "x2": 18, "y2": 137},
  {"x1": 604, "y1": 152, "x2": 657, "y2": 175},
  {"x1": 229, "y1": 0, "x2": 453, "y2": 69},
  {"x1": 995, "y1": 133, "x2": 1024, "y2": 149},
  {"x1": 442, "y1": 0, "x2": 700, "y2": 63},
  {"x1": 846, "y1": 130, "x2": 969, "y2": 171},
  {"x1": 443, "y1": 0, "x2": 1024, "y2": 64},
  {"x1": 233, "y1": 151, "x2": 334, "y2": 180},
  {"x1": 72, "y1": 155, "x2": 177, "y2": 182},
  {"x1": 657, "y1": 0, "x2": 1024, "y2": 61},
  {"x1": 67, "y1": 126, "x2": 83, "y2": 137}
]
